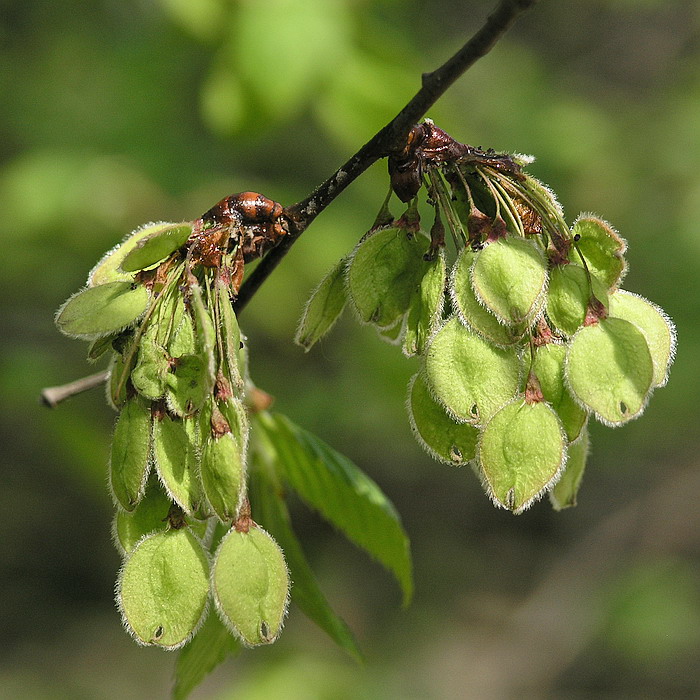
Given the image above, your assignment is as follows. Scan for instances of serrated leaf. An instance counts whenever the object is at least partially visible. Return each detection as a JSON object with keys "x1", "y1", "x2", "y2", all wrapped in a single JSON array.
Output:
[
  {"x1": 110, "y1": 397, "x2": 152, "y2": 511},
  {"x1": 173, "y1": 613, "x2": 241, "y2": 700},
  {"x1": 450, "y1": 248, "x2": 528, "y2": 347},
  {"x1": 424, "y1": 316, "x2": 521, "y2": 424},
  {"x1": 546, "y1": 264, "x2": 609, "y2": 336},
  {"x1": 118, "y1": 528, "x2": 209, "y2": 649},
  {"x1": 347, "y1": 227, "x2": 427, "y2": 328},
  {"x1": 120, "y1": 223, "x2": 192, "y2": 273},
  {"x1": 565, "y1": 317, "x2": 654, "y2": 425},
  {"x1": 608, "y1": 290, "x2": 676, "y2": 388},
  {"x1": 153, "y1": 414, "x2": 203, "y2": 514},
  {"x1": 470, "y1": 234, "x2": 547, "y2": 325},
  {"x1": 403, "y1": 250, "x2": 446, "y2": 357},
  {"x1": 550, "y1": 426, "x2": 589, "y2": 511},
  {"x1": 249, "y1": 466, "x2": 362, "y2": 661},
  {"x1": 532, "y1": 343, "x2": 588, "y2": 442},
  {"x1": 407, "y1": 373, "x2": 478, "y2": 465},
  {"x1": 295, "y1": 258, "x2": 348, "y2": 351},
  {"x1": 571, "y1": 215, "x2": 627, "y2": 289},
  {"x1": 254, "y1": 412, "x2": 413, "y2": 605},
  {"x1": 55, "y1": 281, "x2": 150, "y2": 339},
  {"x1": 212, "y1": 524, "x2": 290, "y2": 647},
  {"x1": 88, "y1": 222, "x2": 178, "y2": 286},
  {"x1": 478, "y1": 398, "x2": 566, "y2": 514}
]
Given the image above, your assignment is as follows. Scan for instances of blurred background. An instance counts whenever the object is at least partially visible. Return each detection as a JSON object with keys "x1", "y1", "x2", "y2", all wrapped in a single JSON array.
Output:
[{"x1": 1, "y1": 0, "x2": 699, "y2": 697}]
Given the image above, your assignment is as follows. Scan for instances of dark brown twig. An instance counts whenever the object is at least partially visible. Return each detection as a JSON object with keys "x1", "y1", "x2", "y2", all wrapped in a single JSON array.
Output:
[
  {"x1": 234, "y1": 0, "x2": 538, "y2": 312},
  {"x1": 41, "y1": 0, "x2": 536, "y2": 407}
]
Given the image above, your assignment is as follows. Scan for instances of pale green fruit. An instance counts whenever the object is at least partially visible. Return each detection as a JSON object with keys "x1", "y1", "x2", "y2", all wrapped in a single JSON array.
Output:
[
  {"x1": 565, "y1": 317, "x2": 654, "y2": 426},
  {"x1": 113, "y1": 481, "x2": 171, "y2": 553},
  {"x1": 88, "y1": 222, "x2": 178, "y2": 286},
  {"x1": 403, "y1": 250, "x2": 446, "y2": 357},
  {"x1": 190, "y1": 284, "x2": 217, "y2": 388},
  {"x1": 216, "y1": 278, "x2": 243, "y2": 388},
  {"x1": 546, "y1": 264, "x2": 609, "y2": 336},
  {"x1": 118, "y1": 528, "x2": 209, "y2": 649},
  {"x1": 86, "y1": 333, "x2": 119, "y2": 362},
  {"x1": 131, "y1": 330, "x2": 169, "y2": 400},
  {"x1": 550, "y1": 426, "x2": 589, "y2": 511},
  {"x1": 153, "y1": 414, "x2": 203, "y2": 514},
  {"x1": 212, "y1": 525, "x2": 289, "y2": 647},
  {"x1": 110, "y1": 397, "x2": 152, "y2": 511},
  {"x1": 477, "y1": 398, "x2": 566, "y2": 514},
  {"x1": 571, "y1": 215, "x2": 627, "y2": 289},
  {"x1": 295, "y1": 258, "x2": 348, "y2": 351},
  {"x1": 120, "y1": 223, "x2": 192, "y2": 273},
  {"x1": 200, "y1": 423, "x2": 246, "y2": 522},
  {"x1": 166, "y1": 355, "x2": 211, "y2": 417},
  {"x1": 169, "y1": 310, "x2": 196, "y2": 358},
  {"x1": 424, "y1": 316, "x2": 521, "y2": 424},
  {"x1": 107, "y1": 346, "x2": 135, "y2": 410},
  {"x1": 450, "y1": 248, "x2": 529, "y2": 347},
  {"x1": 407, "y1": 373, "x2": 478, "y2": 465},
  {"x1": 470, "y1": 234, "x2": 548, "y2": 325},
  {"x1": 608, "y1": 290, "x2": 676, "y2": 388},
  {"x1": 347, "y1": 227, "x2": 428, "y2": 328},
  {"x1": 55, "y1": 281, "x2": 150, "y2": 339},
  {"x1": 532, "y1": 343, "x2": 588, "y2": 442}
]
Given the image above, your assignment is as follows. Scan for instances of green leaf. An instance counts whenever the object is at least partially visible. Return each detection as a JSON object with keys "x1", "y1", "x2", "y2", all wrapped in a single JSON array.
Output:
[
  {"x1": 153, "y1": 414, "x2": 203, "y2": 514},
  {"x1": 477, "y1": 398, "x2": 566, "y2": 514},
  {"x1": 571, "y1": 215, "x2": 627, "y2": 289},
  {"x1": 424, "y1": 316, "x2": 521, "y2": 424},
  {"x1": 108, "y1": 342, "x2": 136, "y2": 410},
  {"x1": 550, "y1": 426, "x2": 589, "y2": 511},
  {"x1": 120, "y1": 223, "x2": 192, "y2": 273},
  {"x1": 55, "y1": 281, "x2": 150, "y2": 339},
  {"x1": 470, "y1": 234, "x2": 547, "y2": 325},
  {"x1": 565, "y1": 317, "x2": 654, "y2": 425},
  {"x1": 249, "y1": 466, "x2": 362, "y2": 661},
  {"x1": 254, "y1": 412, "x2": 413, "y2": 605},
  {"x1": 110, "y1": 397, "x2": 152, "y2": 511},
  {"x1": 608, "y1": 290, "x2": 676, "y2": 388},
  {"x1": 450, "y1": 248, "x2": 528, "y2": 347},
  {"x1": 407, "y1": 373, "x2": 478, "y2": 465},
  {"x1": 347, "y1": 227, "x2": 427, "y2": 328},
  {"x1": 173, "y1": 613, "x2": 241, "y2": 700},
  {"x1": 118, "y1": 528, "x2": 209, "y2": 649},
  {"x1": 86, "y1": 332, "x2": 119, "y2": 362},
  {"x1": 295, "y1": 258, "x2": 348, "y2": 351},
  {"x1": 88, "y1": 222, "x2": 178, "y2": 286},
  {"x1": 546, "y1": 264, "x2": 609, "y2": 336},
  {"x1": 212, "y1": 524, "x2": 290, "y2": 647},
  {"x1": 531, "y1": 342, "x2": 588, "y2": 443},
  {"x1": 403, "y1": 250, "x2": 446, "y2": 357}
]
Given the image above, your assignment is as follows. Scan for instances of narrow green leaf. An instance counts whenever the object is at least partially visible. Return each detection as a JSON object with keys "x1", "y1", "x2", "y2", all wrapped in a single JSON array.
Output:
[
  {"x1": 173, "y1": 613, "x2": 241, "y2": 700},
  {"x1": 249, "y1": 465, "x2": 362, "y2": 661},
  {"x1": 212, "y1": 524, "x2": 290, "y2": 647},
  {"x1": 118, "y1": 528, "x2": 209, "y2": 650},
  {"x1": 470, "y1": 234, "x2": 547, "y2": 325},
  {"x1": 565, "y1": 317, "x2": 654, "y2": 426},
  {"x1": 550, "y1": 426, "x2": 589, "y2": 511},
  {"x1": 120, "y1": 223, "x2": 192, "y2": 273},
  {"x1": 347, "y1": 227, "x2": 427, "y2": 328},
  {"x1": 478, "y1": 398, "x2": 567, "y2": 514},
  {"x1": 571, "y1": 215, "x2": 627, "y2": 289},
  {"x1": 295, "y1": 258, "x2": 348, "y2": 351},
  {"x1": 153, "y1": 414, "x2": 202, "y2": 514},
  {"x1": 255, "y1": 412, "x2": 413, "y2": 605},
  {"x1": 88, "y1": 222, "x2": 178, "y2": 286},
  {"x1": 110, "y1": 397, "x2": 152, "y2": 511},
  {"x1": 407, "y1": 373, "x2": 478, "y2": 465},
  {"x1": 190, "y1": 283, "x2": 217, "y2": 390},
  {"x1": 608, "y1": 290, "x2": 676, "y2": 388},
  {"x1": 55, "y1": 281, "x2": 150, "y2": 339},
  {"x1": 424, "y1": 316, "x2": 521, "y2": 425}
]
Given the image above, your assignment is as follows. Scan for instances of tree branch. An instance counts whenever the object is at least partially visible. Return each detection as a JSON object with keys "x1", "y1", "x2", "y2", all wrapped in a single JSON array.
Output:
[
  {"x1": 234, "y1": 0, "x2": 538, "y2": 312},
  {"x1": 41, "y1": 0, "x2": 536, "y2": 407}
]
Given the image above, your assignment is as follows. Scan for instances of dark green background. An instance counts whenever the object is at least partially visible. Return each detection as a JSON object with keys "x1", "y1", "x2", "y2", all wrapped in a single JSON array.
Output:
[{"x1": 1, "y1": 1, "x2": 698, "y2": 697}]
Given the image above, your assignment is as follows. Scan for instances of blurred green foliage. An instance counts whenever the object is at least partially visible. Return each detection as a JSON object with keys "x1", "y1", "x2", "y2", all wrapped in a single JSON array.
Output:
[{"x1": 1, "y1": 0, "x2": 699, "y2": 698}]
